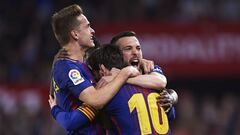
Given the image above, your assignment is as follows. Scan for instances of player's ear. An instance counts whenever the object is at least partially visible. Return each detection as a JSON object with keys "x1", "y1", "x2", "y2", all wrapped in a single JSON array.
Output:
[
  {"x1": 99, "y1": 64, "x2": 104, "y2": 77},
  {"x1": 99, "y1": 64, "x2": 109, "y2": 76},
  {"x1": 70, "y1": 30, "x2": 78, "y2": 40}
]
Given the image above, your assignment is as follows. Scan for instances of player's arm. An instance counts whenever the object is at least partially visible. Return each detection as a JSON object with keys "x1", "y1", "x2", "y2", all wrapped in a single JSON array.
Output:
[
  {"x1": 49, "y1": 95, "x2": 97, "y2": 131},
  {"x1": 51, "y1": 106, "x2": 94, "y2": 131},
  {"x1": 79, "y1": 66, "x2": 139, "y2": 109},
  {"x1": 127, "y1": 63, "x2": 167, "y2": 90},
  {"x1": 127, "y1": 72, "x2": 167, "y2": 90}
]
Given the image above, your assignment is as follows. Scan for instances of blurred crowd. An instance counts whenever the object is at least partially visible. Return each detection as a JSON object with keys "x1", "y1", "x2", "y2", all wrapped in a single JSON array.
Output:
[
  {"x1": 0, "y1": 0, "x2": 240, "y2": 84},
  {"x1": 0, "y1": 0, "x2": 239, "y2": 135},
  {"x1": 173, "y1": 89, "x2": 240, "y2": 135},
  {"x1": 0, "y1": 87, "x2": 66, "y2": 135},
  {"x1": 0, "y1": 85, "x2": 239, "y2": 135}
]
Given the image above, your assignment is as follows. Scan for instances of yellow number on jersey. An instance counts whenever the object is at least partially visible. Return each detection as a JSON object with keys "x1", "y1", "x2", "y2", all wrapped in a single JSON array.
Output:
[
  {"x1": 128, "y1": 94, "x2": 152, "y2": 134},
  {"x1": 128, "y1": 93, "x2": 169, "y2": 135}
]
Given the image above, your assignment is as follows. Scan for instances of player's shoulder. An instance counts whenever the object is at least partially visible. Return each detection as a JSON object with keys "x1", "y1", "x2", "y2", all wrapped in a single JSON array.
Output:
[
  {"x1": 52, "y1": 59, "x2": 86, "y2": 87},
  {"x1": 54, "y1": 59, "x2": 78, "y2": 67},
  {"x1": 153, "y1": 64, "x2": 162, "y2": 69},
  {"x1": 53, "y1": 59, "x2": 82, "y2": 72},
  {"x1": 152, "y1": 65, "x2": 164, "y2": 74},
  {"x1": 124, "y1": 83, "x2": 144, "y2": 90}
]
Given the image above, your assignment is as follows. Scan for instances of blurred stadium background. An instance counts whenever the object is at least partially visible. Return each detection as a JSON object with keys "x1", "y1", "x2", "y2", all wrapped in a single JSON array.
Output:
[{"x1": 0, "y1": 0, "x2": 240, "y2": 134}]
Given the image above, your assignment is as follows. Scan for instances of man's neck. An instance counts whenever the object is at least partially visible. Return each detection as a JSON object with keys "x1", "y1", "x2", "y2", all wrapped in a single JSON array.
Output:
[{"x1": 63, "y1": 43, "x2": 85, "y2": 62}]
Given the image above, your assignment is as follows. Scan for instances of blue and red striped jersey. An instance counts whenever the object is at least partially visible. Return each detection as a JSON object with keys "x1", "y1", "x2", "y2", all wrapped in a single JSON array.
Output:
[
  {"x1": 51, "y1": 62, "x2": 174, "y2": 134},
  {"x1": 51, "y1": 59, "x2": 103, "y2": 135},
  {"x1": 103, "y1": 84, "x2": 172, "y2": 135}
]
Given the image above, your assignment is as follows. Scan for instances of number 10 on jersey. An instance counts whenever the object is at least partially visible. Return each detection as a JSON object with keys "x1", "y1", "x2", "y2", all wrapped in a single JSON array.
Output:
[{"x1": 128, "y1": 93, "x2": 169, "y2": 135}]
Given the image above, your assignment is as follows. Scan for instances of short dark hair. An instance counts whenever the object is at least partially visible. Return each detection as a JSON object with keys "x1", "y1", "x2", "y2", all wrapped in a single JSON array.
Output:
[
  {"x1": 87, "y1": 44, "x2": 126, "y2": 72},
  {"x1": 110, "y1": 31, "x2": 136, "y2": 45},
  {"x1": 51, "y1": 4, "x2": 83, "y2": 46}
]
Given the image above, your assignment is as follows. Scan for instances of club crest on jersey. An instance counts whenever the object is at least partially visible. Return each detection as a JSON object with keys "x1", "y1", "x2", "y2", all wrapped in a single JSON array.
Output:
[{"x1": 68, "y1": 69, "x2": 84, "y2": 85}]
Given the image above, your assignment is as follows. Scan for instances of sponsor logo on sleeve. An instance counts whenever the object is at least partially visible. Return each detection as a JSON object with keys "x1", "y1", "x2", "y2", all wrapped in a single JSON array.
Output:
[{"x1": 68, "y1": 69, "x2": 84, "y2": 85}]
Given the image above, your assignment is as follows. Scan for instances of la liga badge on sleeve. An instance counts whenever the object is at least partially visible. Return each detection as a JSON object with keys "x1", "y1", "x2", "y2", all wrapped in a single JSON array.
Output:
[{"x1": 68, "y1": 69, "x2": 84, "y2": 85}]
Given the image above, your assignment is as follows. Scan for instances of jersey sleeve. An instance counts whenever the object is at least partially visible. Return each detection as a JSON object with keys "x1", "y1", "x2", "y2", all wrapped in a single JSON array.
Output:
[
  {"x1": 53, "y1": 60, "x2": 93, "y2": 98},
  {"x1": 151, "y1": 65, "x2": 164, "y2": 75},
  {"x1": 167, "y1": 107, "x2": 176, "y2": 122},
  {"x1": 51, "y1": 104, "x2": 98, "y2": 131}
]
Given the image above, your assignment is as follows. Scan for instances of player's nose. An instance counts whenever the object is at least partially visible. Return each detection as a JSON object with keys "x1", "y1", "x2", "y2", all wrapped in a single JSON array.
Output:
[
  {"x1": 132, "y1": 48, "x2": 140, "y2": 56},
  {"x1": 90, "y1": 27, "x2": 95, "y2": 34}
]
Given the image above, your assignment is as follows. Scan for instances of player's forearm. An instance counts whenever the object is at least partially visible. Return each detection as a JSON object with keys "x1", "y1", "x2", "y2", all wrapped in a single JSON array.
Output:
[
  {"x1": 127, "y1": 74, "x2": 167, "y2": 90},
  {"x1": 51, "y1": 106, "x2": 91, "y2": 131},
  {"x1": 80, "y1": 69, "x2": 130, "y2": 109}
]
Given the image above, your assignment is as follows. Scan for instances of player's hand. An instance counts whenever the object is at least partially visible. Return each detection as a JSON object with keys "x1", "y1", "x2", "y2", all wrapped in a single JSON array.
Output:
[
  {"x1": 140, "y1": 59, "x2": 154, "y2": 74},
  {"x1": 96, "y1": 76, "x2": 112, "y2": 89},
  {"x1": 96, "y1": 68, "x2": 121, "y2": 89},
  {"x1": 123, "y1": 66, "x2": 140, "y2": 78},
  {"x1": 110, "y1": 68, "x2": 121, "y2": 77},
  {"x1": 48, "y1": 94, "x2": 57, "y2": 109},
  {"x1": 96, "y1": 78, "x2": 108, "y2": 89},
  {"x1": 57, "y1": 48, "x2": 70, "y2": 59},
  {"x1": 157, "y1": 89, "x2": 173, "y2": 113},
  {"x1": 52, "y1": 48, "x2": 70, "y2": 65}
]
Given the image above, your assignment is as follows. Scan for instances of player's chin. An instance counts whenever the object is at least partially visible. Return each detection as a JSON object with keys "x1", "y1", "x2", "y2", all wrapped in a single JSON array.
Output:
[
  {"x1": 90, "y1": 43, "x2": 95, "y2": 48},
  {"x1": 88, "y1": 41, "x2": 95, "y2": 48}
]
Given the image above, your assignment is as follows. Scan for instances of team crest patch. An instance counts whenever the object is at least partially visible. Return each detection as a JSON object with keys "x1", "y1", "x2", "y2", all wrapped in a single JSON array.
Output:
[{"x1": 68, "y1": 69, "x2": 84, "y2": 85}]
